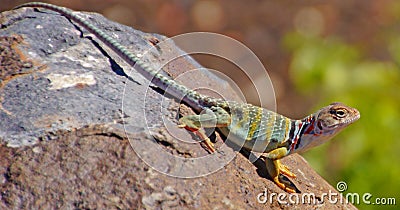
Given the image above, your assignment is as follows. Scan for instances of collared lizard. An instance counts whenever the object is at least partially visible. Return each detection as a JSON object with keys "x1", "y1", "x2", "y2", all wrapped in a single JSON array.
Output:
[{"x1": 14, "y1": 2, "x2": 360, "y2": 193}]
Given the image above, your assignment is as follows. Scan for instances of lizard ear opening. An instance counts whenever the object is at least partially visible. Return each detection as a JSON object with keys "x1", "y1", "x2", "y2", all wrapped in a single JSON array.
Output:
[{"x1": 317, "y1": 120, "x2": 323, "y2": 130}]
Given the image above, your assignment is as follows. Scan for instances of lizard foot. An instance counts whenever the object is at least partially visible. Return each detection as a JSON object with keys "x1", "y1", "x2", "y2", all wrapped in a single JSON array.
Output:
[
  {"x1": 266, "y1": 157, "x2": 297, "y2": 193},
  {"x1": 197, "y1": 133, "x2": 215, "y2": 153},
  {"x1": 177, "y1": 123, "x2": 216, "y2": 153}
]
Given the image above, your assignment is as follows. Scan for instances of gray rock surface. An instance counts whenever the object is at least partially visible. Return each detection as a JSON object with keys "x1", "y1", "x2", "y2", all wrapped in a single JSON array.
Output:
[{"x1": 0, "y1": 7, "x2": 356, "y2": 209}]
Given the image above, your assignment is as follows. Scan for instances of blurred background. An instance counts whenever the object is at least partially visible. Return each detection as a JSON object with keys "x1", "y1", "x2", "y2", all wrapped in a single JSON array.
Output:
[{"x1": 2, "y1": 0, "x2": 399, "y2": 208}]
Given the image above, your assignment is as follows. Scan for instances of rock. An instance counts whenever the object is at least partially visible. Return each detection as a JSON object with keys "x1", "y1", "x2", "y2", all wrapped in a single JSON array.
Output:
[{"x1": 0, "y1": 6, "x2": 356, "y2": 209}]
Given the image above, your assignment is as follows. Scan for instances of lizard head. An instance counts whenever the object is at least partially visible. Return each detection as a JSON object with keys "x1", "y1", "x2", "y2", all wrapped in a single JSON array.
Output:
[
  {"x1": 314, "y1": 102, "x2": 360, "y2": 133},
  {"x1": 291, "y1": 102, "x2": 360, "y2": 153}
]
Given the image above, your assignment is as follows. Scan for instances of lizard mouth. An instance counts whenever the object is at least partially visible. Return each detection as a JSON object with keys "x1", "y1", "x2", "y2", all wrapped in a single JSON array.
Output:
[
  {"x1": 339, "y1": 106, "x2": 361, "y2": 125},
  {"x1": 349, "y1": 110, "x2": 361, "y2": 123},
  {"x1": 347, "y1": 113, "x2": 360, "y2": 124}
]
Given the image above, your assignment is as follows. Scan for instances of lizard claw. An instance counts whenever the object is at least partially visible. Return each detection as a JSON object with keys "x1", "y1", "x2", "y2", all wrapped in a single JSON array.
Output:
[
  {"x1": 201, "y1": 136, "x2": 216, "y2": 153},
  {"x1": 177, "y1": 124, "x2": 186, "y2": 128},
  {"x1": 177, "y1": 122, "x2": 216, "y2": 153},
  {"x1": 279, "y1": 164, "x2": 297, "y2": 178},
  {"x1": 273, "y1": 176, "x2": 296, "y2": 193}
]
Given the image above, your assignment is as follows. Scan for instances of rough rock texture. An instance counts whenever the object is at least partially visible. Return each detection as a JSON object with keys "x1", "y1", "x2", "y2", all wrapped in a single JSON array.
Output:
[{"x1": 0, "y1": 7, "x2": 356, "y2": 209}]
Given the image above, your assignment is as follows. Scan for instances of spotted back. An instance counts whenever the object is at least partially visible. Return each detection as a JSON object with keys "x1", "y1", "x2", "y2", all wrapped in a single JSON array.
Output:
[{"x1": 219, "y1": 103, "x2": 292, "y2": 153}]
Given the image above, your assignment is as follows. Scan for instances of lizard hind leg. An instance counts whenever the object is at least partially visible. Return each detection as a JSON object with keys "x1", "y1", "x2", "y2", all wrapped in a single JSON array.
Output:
[
  {"x1": 178, "y1": 111, "x2": 217, "y2": 153},
  {"x1": 178, "y1": 107, "x2": 231, "y2": 153}
]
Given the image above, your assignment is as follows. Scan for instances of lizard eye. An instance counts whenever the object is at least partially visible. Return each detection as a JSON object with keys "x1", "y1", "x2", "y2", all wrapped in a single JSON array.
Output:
[{"x1": 330, "y1": 109, "x2": 347, "y2": 118}]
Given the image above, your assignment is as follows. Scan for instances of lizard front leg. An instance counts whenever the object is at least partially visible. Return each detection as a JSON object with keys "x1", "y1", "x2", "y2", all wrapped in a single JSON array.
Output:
[
  {"x1": 178, "y1": 107, "x2": 231, "y2": 153},
  {"x1": 265, "y1": 147, "x2": 296, "y2": 193}
]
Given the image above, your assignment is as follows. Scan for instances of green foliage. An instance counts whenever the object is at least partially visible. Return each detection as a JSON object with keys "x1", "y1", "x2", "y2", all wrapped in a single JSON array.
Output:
[{"x1": 284, "y1": 32, "x2": 400, "y2": 209}]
